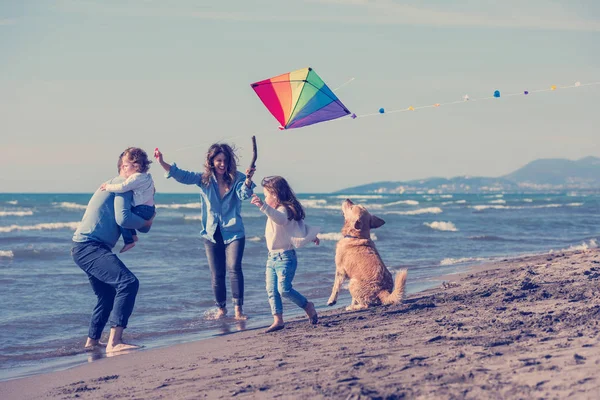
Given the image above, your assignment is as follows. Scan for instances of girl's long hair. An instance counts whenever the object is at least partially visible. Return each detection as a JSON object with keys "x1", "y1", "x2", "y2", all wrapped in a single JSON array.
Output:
[
  {"x1": 201, "y1": 143, "x2": 238, "y2": 187},
  {"x1": 261, "y1": 176, "x2": 305, "y2": 221}
]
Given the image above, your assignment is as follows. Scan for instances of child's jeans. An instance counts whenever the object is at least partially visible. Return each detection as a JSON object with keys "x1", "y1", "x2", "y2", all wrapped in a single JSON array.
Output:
[
  {"x1": 265, "y1": 249, "x2": 307, "y2": 315},
  {"x1": 121, "y1": 204, "x2": 155, "y2": 245}
]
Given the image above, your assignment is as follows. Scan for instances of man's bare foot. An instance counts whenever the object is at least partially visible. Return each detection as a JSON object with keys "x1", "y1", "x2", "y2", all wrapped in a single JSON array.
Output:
[
  {"x1": 120, "y1": 243, "x2": 135, "y2": 253},
  {"x1": 216, "y1": 307, "x2": 227, "y2": 319},
  {"x1": 304, "y1": 301, "x2": 318, "y2": 325},
  {"x1": 265, "y1": 323, "x2": 284, "y2": 333},
  {"x1": 106, "y1": 343, "x2": 141, "y2": 353},
  {"x1": 234, "y1": 306, "x2": 248, "y2": 320}
]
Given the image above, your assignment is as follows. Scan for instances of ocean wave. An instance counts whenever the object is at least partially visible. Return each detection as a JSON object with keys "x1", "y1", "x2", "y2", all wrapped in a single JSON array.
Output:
[
  {"x1": 0, "y1": 210, "x2": 33, "y2": 217},
  {"x1": 6, "y1": 200, "x2": 18, "y2": 205},
  {"x1": 0, "y1": 222, "x2": 80, "y2": 233},
  {"x1": 183, "y1": 215, "x2": 202, "y2": 220},
  {"x1": 317, "y1": 232, "x2": 378, "y2": 241},
  {"x1": 440, "y1": 256, "x2": 485, "y2": 266},
  {"x1": 53, "y1": 202, "x2": 87, "y2": 210},
  {"x1": 384, "y1": 207, "x2": 443, "y2": 216},
  {"x1": 471, "y1": 203, "x2": 572, "y2": 211},
  {"x1": 333, "y1": 195, "x2": 384, "y2": 199},
  {"x1": 489, "y1": 199, "x2": 506, "y2": 204},
  {"x1": 484, "y1": 194, "x2": 504, "y2": 198},
  {"x1": 550, "y1": 239, "x2": 598, "y2": 254},
  {"x1": 440, "y1": 195, "x2": 453, "y2": 198},
  {"x1": 247, "y1": 236, "x2": 263, "y2": 242},
  {"x1": 523, "y1": 199, "x2": 533, "y2": 202},
  {"x1": 424, "y1": 221, "x2": 458, "y2": 232},
  {"x1": 0, "y1": 250, "x2": 14, "y2": 258},
  {"x1": 468, "y1": 235, "x2": 507, "y2": 241},
  {"x1": 156, "y1": 202, "x2": 202, "y2": 209}
]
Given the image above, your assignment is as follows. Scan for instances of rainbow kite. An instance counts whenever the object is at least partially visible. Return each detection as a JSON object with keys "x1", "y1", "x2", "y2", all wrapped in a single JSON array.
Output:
[{"x1": 251, "y1": 67, "x2": 351, "y2": 130}]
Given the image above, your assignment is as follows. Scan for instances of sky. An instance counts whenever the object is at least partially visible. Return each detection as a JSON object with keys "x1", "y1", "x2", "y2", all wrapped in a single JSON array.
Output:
[{"x1": 1, "y1": 0, "x2": 599, "y2": 193}]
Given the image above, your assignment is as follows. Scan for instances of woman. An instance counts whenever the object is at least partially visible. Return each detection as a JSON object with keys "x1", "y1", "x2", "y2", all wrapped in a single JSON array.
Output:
[{"x1": 155, "y1": 144, "x2": 255, "y2": 319}]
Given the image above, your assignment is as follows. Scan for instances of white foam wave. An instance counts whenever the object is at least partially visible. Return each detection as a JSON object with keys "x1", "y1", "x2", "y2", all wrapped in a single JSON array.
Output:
[
  {"x1": 455, "y1": 200, "x2": 467, "y2": 204},
  {"x1": 54, "y1": 202, "x2": 87, "y2": 210},
  {"x1": 6, "y1": 200, "x2": 18, "y2": 205},
  {"x1": 0, "y1": 210, "x2": 33, "y2": 217},
  {"x1": 247, "y1": 236, "x2": 263, "y2": 242},
  {"x1": 317, "y1": 232, "x2": 377, "y2": 241},
  {"x1": 550, "y1": 239, "x2": 598, "y2": 254},
  {"x1": 440, "y1": 257, "x2": 485, "y2": 266},
  {"x1": 183, "y1": 215, "x2": 202, "y2": 220},
  {"x1": 0, "y1": 222, "x2": 80, "y2": 233},
  {"x1": 471, "y1": 203, "x2": 570, "y2": 211},
  {"x1": 484, "y1": 194, "x2": 504, "y2": 198},
  {"x1": 156, "y1": 203, "x2": 202, "y2": 209},
  {"x1": 523, "y1": 199, "x2": 533, "y2": 202},
  {"x1": 424, "y1": 221, "x2": 458, "y2": 232},
  {"x1": 384, "y1": 207, "x2": 443, "y2": 216},
  {"x1": 333, "y1": 195, "x2": 384, "y2": 199},
  {"x1": 489, "y1": 199, "x2": 506, "y2": 204},
  {"x1": 440, "y1": 195, "x2": 453, "y2": 198},
  {"x1": 0, "y1": 250, "x2": 14, "y2": 258}
]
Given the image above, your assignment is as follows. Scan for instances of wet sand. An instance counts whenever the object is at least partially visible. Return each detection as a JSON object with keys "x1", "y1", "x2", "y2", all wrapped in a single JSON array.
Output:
[{"x1": 2, "y1": 248, "x2": 600, "y2": 399}]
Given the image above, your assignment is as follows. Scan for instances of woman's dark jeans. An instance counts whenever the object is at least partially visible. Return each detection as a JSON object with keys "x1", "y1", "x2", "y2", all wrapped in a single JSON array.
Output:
[
  {"x1": 71, "y1": 241, "x2": 140, "y2": 340},
  {"x1": 204, "y1": 227, "x2": 245, "y2": 308}
]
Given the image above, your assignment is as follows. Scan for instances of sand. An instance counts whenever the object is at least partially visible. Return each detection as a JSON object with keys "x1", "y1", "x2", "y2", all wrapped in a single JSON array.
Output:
[{"x1": 2, "y1": 248, "x2": 600, "y2": 399}]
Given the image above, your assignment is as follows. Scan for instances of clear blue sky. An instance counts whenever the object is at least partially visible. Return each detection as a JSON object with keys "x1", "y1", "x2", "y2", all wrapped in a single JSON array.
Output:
[{"x1": 2, "y1": 0, "x2": 599, "y2": 193}]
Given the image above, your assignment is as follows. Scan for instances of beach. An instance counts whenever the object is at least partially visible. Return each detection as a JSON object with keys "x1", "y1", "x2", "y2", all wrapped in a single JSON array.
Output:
[{"x1": 2, "y1": 248, "x2": 599, "y2": 399}]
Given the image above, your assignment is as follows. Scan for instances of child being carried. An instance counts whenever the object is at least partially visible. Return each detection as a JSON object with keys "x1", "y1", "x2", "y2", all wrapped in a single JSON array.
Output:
[{"x1": 101, "y1": 147, "x2": 156, "y2": 253}]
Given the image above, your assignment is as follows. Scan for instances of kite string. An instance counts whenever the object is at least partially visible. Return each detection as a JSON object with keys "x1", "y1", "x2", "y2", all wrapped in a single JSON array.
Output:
[
  {"x1": 333, "y1": 77, "x2": 355, "y2": 92},
  {"x1": 354, "y1": 81, "x2": 600, "y2": 119}
]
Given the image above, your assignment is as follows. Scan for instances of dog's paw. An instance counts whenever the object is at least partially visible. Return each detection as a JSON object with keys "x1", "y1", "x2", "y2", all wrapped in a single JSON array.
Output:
[{"x1": 327, "y1": 300, "x2": 336, "y2": 306}]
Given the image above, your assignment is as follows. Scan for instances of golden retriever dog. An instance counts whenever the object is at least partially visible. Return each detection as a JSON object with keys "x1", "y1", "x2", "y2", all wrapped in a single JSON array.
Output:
[{"x1": 327, "y1": 199, "x2": 407, "y2": 311}]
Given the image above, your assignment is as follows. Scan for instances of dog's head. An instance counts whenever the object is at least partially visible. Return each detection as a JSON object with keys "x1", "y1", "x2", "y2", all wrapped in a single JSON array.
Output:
[{"x1": 341, "y1": 199, "x2": 385, "y2": 239}]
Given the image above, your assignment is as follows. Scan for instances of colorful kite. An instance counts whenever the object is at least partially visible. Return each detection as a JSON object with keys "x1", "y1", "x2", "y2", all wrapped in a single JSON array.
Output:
[{"x1": 251, "y1": 67, "x2": 351, "y2": 130}]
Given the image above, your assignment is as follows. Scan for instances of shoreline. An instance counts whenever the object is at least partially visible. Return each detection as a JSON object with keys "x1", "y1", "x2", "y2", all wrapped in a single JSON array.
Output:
[
  {"x1": 2, "y1": 248, "x2": 599, "y2": 399},
  {"x1": 0, "y1": 245, "x2": 570, "y2": 382}
]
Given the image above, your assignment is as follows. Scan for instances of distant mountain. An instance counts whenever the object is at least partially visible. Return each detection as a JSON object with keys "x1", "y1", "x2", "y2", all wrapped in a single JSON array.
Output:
[{"x1": 337, "y1": 157, "x2": 600, "y2": 194}]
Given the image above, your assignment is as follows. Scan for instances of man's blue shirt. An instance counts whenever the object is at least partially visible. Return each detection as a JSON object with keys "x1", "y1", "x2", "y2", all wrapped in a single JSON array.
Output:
[{"x1": 73, "y1": 176, "x2": 151, "y2": 248}]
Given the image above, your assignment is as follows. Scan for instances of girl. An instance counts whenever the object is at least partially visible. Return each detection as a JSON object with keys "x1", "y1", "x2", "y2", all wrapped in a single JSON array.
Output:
[
  {"x1": 155, "y1": 144, "x2": 255, "y2": 320},
  {"x1": 101, "y1": 147, "x2": 155, "y2": 253},
  {"x1": 250, "y1": 176, "x2": 319, "y2": 333}
]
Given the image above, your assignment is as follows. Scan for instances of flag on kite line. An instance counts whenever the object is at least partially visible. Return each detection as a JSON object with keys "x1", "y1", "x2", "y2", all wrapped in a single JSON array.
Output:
[{"x1": 251, "y1": 67, "x2": 351, "y2": 130}]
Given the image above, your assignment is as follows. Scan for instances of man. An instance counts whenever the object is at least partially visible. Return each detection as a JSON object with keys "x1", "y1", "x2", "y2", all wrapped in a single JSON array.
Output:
[{"x1": 71, "y1": 151, "x2": 154, "y2": 353}]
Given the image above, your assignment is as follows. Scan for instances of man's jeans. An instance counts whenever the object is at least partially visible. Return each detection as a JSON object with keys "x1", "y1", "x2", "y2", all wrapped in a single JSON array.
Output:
[
  {"x1": 265, "y1": 249, "x2": 307, "y2": 315},
  {"x1": 71, "y1": 241, "x2": 140, "y2": 340}
]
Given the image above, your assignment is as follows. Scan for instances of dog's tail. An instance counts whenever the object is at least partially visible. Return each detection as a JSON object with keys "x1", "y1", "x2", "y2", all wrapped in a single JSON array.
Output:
[{"x1": 378, "y1": 269, "x2": 408, "y2": 305}]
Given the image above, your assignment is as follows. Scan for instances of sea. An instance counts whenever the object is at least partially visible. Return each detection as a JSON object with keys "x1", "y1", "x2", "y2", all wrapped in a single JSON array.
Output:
[{"x1": 1, "y1": 191, "x2": 599, "y2": 380}]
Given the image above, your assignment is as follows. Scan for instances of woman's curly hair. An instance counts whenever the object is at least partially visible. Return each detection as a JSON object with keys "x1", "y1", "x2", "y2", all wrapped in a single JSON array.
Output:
[{"x1": 201, "y1": 143, "x2": 238, "y2": 187}]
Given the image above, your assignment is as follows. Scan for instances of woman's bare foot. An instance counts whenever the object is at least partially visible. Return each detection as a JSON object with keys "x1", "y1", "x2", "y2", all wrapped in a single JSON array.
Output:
[
  {"x1": 216, "y1": 307, "x2": 227, "y2": 319},
  {"x1": 120, "y1": 243, "x2": 135, "y2": 253},
  {"x1": 304, "y1": 301, "x2": 318, "y2": 325},
  {"x1": 106, "y1": 343, "x2": 141, "y2": 353},
  {"x1": 234, "y1": 305, "x2": 248, "y2": 320}
]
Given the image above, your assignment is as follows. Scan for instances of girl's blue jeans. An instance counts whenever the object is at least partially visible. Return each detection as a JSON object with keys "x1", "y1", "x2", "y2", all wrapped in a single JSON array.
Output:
[{"x1": 265, "y1": 249, "x2": 307, "y2": 315}]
